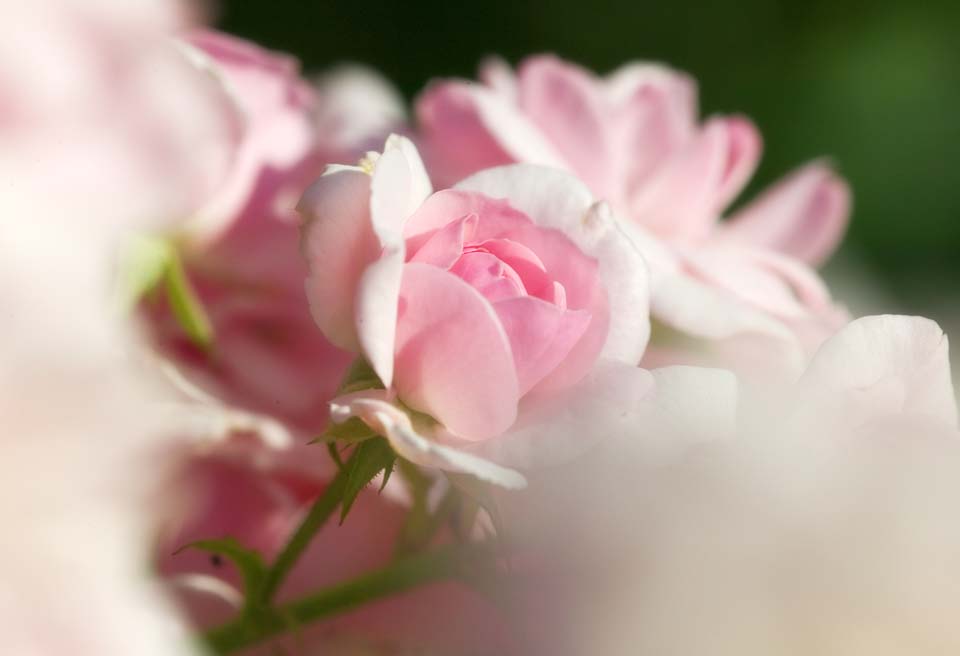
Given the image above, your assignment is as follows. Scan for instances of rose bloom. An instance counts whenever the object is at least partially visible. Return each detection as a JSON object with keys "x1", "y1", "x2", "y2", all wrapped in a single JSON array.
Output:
[
  {"x1": 300, "y1": 136, "x2": 658, "y2": 484},
  {"x1": 416, "y1": 55, "x2": 853, "y2": 377},
  {"x1": 145, "y1": 31, "x2": 405, "y2": 438}
]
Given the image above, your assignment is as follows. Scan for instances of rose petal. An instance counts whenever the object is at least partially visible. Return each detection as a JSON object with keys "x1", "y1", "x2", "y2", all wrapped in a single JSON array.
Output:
[
  {"x1": 649, "y1": 273, "x2": 806, "y2": 377},
  {"x1": 298, "y1": 167, "x2": 376, "y2": 351},
  {"x1": 722, "y1": 162, "x2": 852, "y2": 266},
  {"x1": 415, "y1": 82, "x2": 516, "y2": 188},
  {"x1": 468, "y1": 360, "x2": 655, "y2": 467},
  {"x1": 330, "y1": 391, "x2": 527, "y2": 489},
  {"x1": 393, "y1": 263, "x2": 519, "y2": 440},
  {"x1": 493, "y1": 296, "x2": 592, "y2": 395},
  {"x1": 798, "y1": 315, "x2": 957, "y2": 428},
  {"x1": 457, "y1": 169, "x2": 650, "y2": 366},
  {"x1": 516, "y1": 55, "x2": 618, "y2": 200}
]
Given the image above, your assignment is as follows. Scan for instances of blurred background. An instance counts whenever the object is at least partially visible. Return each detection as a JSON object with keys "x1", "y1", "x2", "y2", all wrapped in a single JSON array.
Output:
[{"x1": 217, "y1": 0, "x2": 960, "y2": 328}]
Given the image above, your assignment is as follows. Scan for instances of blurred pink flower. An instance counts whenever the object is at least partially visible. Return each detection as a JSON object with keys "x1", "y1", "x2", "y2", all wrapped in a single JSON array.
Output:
[
  {"x1": 416, "y1": 55, "x2": 853, "y2": 377},
  {"x1": 0, "y1": 2, "x2": 248, "y2": 655},
  {"x1": 492, "y1": 315, "x2": 958, "y2": 655},
  {"x1": 146, "y1": 31, "x2": 406, "y2": 436},
  {"x1": 300, "y1": 136, "x2": 655, "y2": 484}
]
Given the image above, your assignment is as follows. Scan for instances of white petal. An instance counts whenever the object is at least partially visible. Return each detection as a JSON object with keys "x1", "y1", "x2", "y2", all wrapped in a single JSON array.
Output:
[
  {"x1": 329, "y1": 392, "x2": 527, "y2": 489},
  {"x1": 798, "y1": 315, "x2": 957, "y2": 428},
  {"x1": 472, "y1": 359, "x2": 656, "y2": 468},
  {"x1": 630, "y1": 365, "x2": 739, "y2": 461},
  {"x1": 651, "y1": 272, "x2": 806, "y2": 376}
]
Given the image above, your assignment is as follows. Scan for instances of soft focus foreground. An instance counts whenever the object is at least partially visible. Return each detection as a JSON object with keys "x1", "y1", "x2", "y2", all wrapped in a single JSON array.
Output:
[{"x1": 4, "y1": 1, "x2": 960, "y2": 655}]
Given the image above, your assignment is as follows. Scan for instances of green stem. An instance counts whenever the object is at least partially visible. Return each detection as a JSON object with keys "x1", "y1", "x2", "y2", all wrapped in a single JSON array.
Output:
[
  {"x1": 165, "y1": 248, "x2": 214, "y2": 349},
  {"x1": 257, "y1": 448, "x2": 361, "y2": 603},
  {"x1": 205, "y1": 543, "x2": 484, "y2": 654}
]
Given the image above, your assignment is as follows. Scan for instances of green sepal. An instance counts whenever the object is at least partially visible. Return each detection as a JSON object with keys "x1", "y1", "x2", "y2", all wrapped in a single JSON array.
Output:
[{"x1": 340, "y1": 437, "x2": 396, "y2": 523}]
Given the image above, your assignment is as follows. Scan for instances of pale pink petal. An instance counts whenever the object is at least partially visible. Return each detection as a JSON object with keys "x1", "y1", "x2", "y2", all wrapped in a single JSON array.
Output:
[
  {"x1": 449, "y1": 251, "x2": 526, "y2": 297},
  {"x1": 722, "y1": 162, "x2": 852, "y2": 265},
  {"x1": 299, "y1": 167, "x2": 376, "y2": 351},
  {"x1": 470, "y1": 84, "x2": 569, "y2": 169},
  {"x1": 457, "y1": 167, "x2": 649, "y2": 367},
  {"x1": 355, "y1": 246, "x2": 404, "y2": 388},
  {"x1": 493, "y1": 296, "x2": 592, "y2": 395},
  {"x1": 370, "y1": 134, "x2": 432, "y2": 241},
  {"x1": 634, "y1": 366, "x2": 739, "y2": 455},
  {"x1": 393, "y1": 263, "x2": 519, "y2": 440},
  {"x1": 478, "y1": 55, "x2": 518, "y2": 99},
  {"x1": 469, "y1": 360, "x2": 655, "y2": 467},
  {"x1": 711, "y1": 115, "x2": 762, "y2": 212},
  {"x1": 649, "y1": 273, "x2": 806, "y2": 377},
  {"x1": 330, "y1": 391, "x2": 526, "y2": 488},
  {"x1": 408, "y1": 214, "x2": 476, "y2": 269},
  {"x1": 605, "y1": 63, "x2": 698, "y2": 196},
  {"x1": 415, "y1": 82, "x2": 516, "y2": 188},
  {"x1": 311, "y1": 64, "x2": 406, "y2": 160},
  {"x1": 355, "y1": 134, "x2": 431, "y2": 387},
  {"x1": 680, "y1": 244, "x2": 833, "y2": 320},
  {"x1": 476, "y1": 238, "x2": 553, "y2": 300},
  {"x1": 798, "y1": 315, "x2": 957, "y2": 428},
  {"x1": 680, "y1": 244, "x2": 810, "y2": 319},
  {"x1": 629, "y1": 116, "x2": 759, "y2": 240},
  {"x1": 516, "y1": 55, "x2": 618, "y2": 200}
]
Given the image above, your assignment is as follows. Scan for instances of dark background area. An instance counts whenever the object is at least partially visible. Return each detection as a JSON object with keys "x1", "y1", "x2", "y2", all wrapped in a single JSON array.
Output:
[{"x1": 218, "y1": 0, "x2": 960, "y2": 316}]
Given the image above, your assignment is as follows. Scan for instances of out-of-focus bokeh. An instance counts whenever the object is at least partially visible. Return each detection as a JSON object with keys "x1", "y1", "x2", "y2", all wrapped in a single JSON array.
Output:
[{"x1": 217, "y1": 0, "x2": 960, "y2": 326}]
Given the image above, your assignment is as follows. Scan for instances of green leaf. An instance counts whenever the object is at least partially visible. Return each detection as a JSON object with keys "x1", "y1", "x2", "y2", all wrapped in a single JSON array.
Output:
[
  {"x1": 165, "y1": 248, "x2": 214, "y2": 349},
  {"x1": 176, "y1": 537, "x2": 267, "y2": 604},
  {"x1": 340, "y1": 437, "x2": 396, "y2": 523}
]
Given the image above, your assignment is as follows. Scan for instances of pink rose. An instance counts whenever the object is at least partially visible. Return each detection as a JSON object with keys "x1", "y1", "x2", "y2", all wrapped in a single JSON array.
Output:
[
  {"x1": 415, "y1": 55, "x2": 853, "y2": 377},
  {"x1": 300, "y1": 136, "x2": 654, "y2": 485}
]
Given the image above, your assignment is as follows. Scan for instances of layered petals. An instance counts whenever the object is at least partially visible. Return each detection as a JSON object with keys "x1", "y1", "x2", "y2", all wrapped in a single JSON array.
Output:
[
  {"x1": 722, "y1": 162, "x2": 852, "y2": 265},
  {"x1": 394, "y1": 263, "x2": 519, "y2": 440}
]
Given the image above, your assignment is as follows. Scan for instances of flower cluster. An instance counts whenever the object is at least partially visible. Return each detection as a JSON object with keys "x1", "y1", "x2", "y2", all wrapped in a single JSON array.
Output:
[{"x1": 5, "y1": 3, "x2": 959, "y2": 656}]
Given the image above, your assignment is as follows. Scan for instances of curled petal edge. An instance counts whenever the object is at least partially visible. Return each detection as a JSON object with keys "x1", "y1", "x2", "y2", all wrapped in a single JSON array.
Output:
[{"x1": 329, "y1": 391, "x2": 528, "y2": 490}]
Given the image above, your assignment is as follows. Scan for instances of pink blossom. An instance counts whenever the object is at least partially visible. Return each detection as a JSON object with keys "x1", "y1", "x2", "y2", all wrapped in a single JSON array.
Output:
[
  {"x1": 146, "y1": 32, "x2": 405, "y2": 436},
  {"x1": 0, "y1": 2, "x2": 247, "y2": 654},
  {"x1": 491, "y1": 315, "x2": 958, "y2": 654},
  {"x1": 300, "y1": 136, "x2": 655, "y2": 485},
  {"x1": 416, "y1": 55, "x2": 853, "y2": 376}
]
